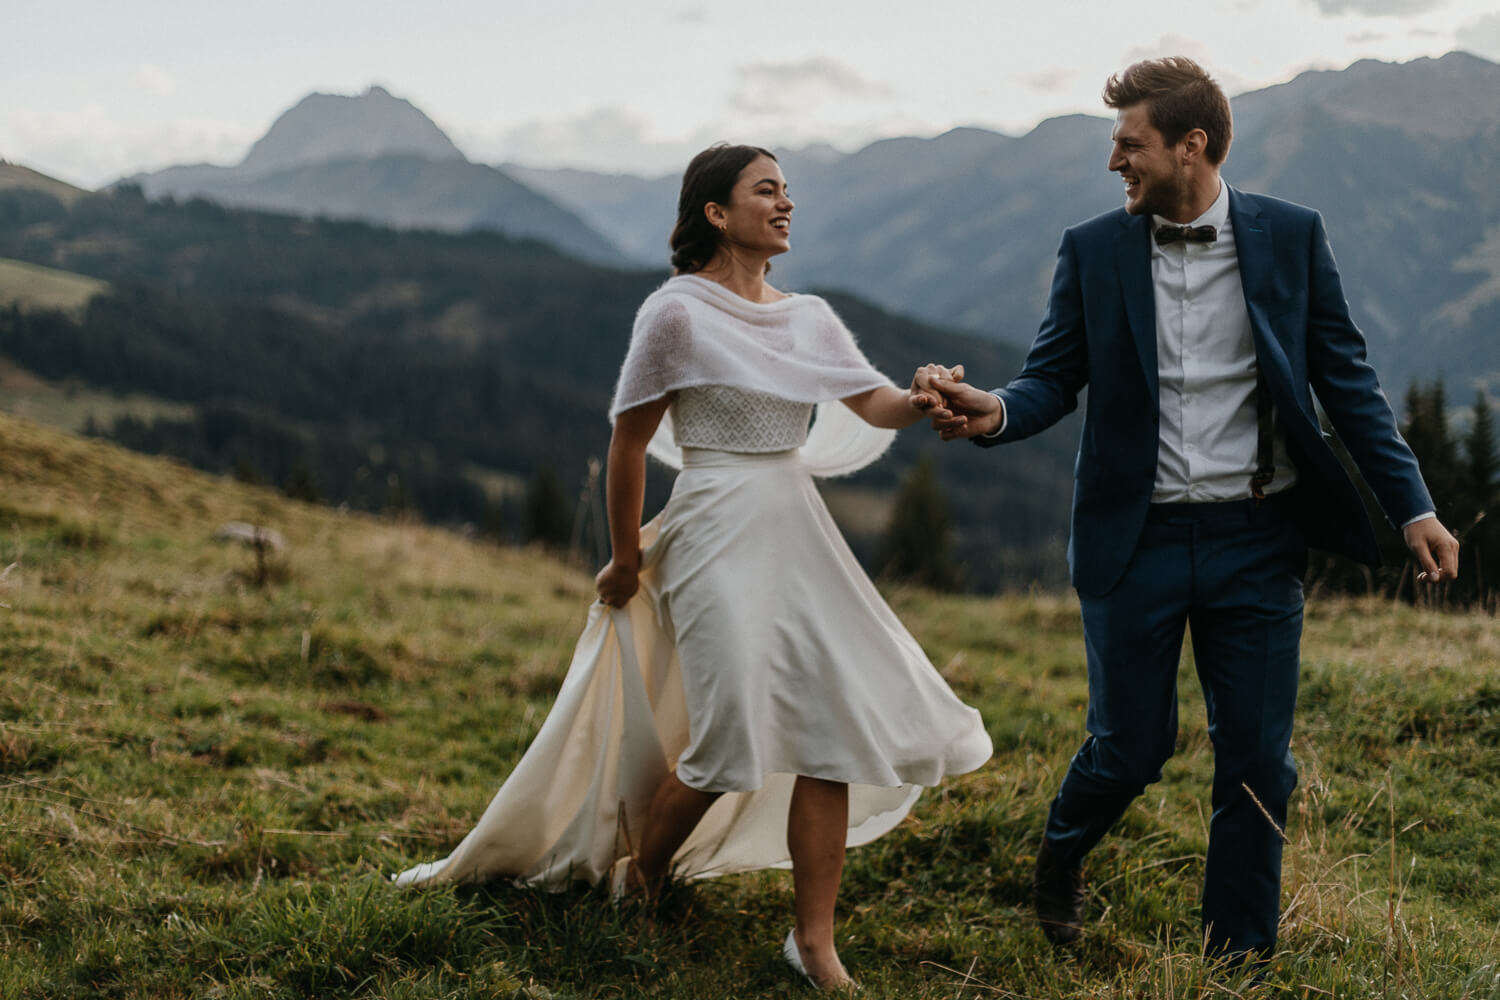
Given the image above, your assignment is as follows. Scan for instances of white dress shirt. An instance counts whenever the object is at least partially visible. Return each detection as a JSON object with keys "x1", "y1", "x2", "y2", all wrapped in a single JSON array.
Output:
[
  {"x1": 985, "y1": 182, "x2": 1296, "y2": 502},
  {"x1": 1148, "y1": 181, "x2": 1296, "y2": 503}
]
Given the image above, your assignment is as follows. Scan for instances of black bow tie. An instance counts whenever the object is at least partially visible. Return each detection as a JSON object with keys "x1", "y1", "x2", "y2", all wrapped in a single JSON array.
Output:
[{"x1": 1154, "y1": 224, "x2": 1217, "y2": 246}]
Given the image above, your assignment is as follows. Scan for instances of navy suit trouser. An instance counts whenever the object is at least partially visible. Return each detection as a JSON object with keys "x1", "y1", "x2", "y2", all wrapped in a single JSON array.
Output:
[{"x1": 1043, "y1": 491, "x2": 1305, "y2": 957}]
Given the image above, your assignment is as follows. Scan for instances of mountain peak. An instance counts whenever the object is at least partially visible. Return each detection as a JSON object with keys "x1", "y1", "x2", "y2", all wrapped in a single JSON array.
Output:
[{"x1": 239, "y1": 85, "x2": 467, "y2": 176}]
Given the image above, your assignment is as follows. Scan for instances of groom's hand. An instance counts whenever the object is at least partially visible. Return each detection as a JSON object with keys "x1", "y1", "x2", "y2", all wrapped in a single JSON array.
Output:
[
  {"x1": 1404, "y1": 517, "x2": 1460, "y2": 583},
  {"x1": 922, "y1": 374, "x2": 1004, "y2": 441},
  {"x1": 910, "y1": 362, "x2": 964, "y2": 410}
]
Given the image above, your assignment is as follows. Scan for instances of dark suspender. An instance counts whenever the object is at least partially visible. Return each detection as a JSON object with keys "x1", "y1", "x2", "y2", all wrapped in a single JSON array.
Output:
[{"x1": 1249, "y1": 368, "x2": 1275, "y2": 500}]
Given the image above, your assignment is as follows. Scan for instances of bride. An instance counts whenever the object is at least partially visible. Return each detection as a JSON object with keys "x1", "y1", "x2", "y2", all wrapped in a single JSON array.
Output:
[{"x1": 396, "y1": 143, "x2": 992, "y2": 991}]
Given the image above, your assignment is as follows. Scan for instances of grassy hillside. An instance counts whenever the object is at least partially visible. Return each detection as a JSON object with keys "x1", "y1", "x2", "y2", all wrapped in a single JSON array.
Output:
[
  {"x1": 1, "y1": 412, "x2": 1497, "y2": 998},
  {"x1": 0, "y1": 257, "x2": 107, "y2": 315},
  {"x1": 0, "y1": 359, "x2": 193, "y2": 434},
  {"x1": 0, "y1": 162, "x2": 89, "y2": 205}
]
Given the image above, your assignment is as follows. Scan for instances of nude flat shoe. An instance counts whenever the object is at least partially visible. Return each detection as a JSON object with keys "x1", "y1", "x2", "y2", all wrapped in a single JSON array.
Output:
[
  {"x1": 608, "y1": 856, "x2": 635, "y2": 905},
  {"x1": 783, "y1": 929, "x2": 815, "y2": 987},
  {"x1": 784, "y1": 930, "x2": 857, "y2": 991}
]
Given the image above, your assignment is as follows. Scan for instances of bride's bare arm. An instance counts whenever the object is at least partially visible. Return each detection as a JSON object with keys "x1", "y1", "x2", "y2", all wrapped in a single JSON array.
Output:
[
  {"x1": 596, "y1": 396, "x2": 672, "y2": 607},
  {"x1": 842, "y1": 364, "x2": 965, "y2": 429}
]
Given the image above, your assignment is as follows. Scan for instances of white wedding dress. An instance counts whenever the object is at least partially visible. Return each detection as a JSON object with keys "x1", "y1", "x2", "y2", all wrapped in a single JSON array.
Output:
[{"x1": 394, "y1": 385, "x2": 992, "y2": 888}]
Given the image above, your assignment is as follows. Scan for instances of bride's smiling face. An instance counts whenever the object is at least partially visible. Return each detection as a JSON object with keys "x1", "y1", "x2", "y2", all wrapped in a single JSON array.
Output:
[{"x1": 706, "y1": 156, "x2": 794, "y2": 257}]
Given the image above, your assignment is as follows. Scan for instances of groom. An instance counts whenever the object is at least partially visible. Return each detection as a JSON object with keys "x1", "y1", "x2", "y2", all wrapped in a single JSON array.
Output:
[{"x1": 919, "y1": 57, "x2": 1458, "y2": 959}]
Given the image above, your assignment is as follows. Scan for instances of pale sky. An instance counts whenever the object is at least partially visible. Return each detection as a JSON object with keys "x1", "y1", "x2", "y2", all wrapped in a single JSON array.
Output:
[{"x1": 7, "y1": 0, "x2": 1500, "y2": 189}]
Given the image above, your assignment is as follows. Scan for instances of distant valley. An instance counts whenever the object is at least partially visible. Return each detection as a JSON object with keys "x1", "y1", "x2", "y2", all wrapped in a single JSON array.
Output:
[{"x1": 0, "y1": 167, "x2": 1074, "y2": 590}]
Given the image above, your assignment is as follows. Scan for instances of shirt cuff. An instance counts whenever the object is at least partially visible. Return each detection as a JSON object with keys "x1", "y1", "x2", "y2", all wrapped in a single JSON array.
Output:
[
  {"x1": 981, "y1": 391, "x2": 1007, "y2": 438},
  {"x1": 1401, "y1": 511, "x2": 1436, "y2": 529}
]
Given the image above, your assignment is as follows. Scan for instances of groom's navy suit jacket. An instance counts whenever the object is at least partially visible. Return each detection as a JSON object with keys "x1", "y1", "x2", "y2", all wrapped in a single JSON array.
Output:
[{"x1": 980, "y1": 187, "x2": 1433, "y2": 597}]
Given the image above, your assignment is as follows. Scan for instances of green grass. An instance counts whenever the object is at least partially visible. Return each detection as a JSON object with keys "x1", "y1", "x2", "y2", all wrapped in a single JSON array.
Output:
[{"x1": 2, "y1": 410, "x2": 1498, "y2": 998}]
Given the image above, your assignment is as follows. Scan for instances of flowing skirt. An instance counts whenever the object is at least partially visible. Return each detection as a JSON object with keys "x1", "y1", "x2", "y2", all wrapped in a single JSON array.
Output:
[{"x1": 394, "y1": 448, "x2": 991, "y2": 888}]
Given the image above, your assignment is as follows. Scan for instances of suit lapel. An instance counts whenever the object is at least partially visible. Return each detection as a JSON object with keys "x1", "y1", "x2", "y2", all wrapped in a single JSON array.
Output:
[
  {"x1": 1230, "y1": 187, "x2": 1272, "y2": 311},
  {"x1": 1115, "y1": 214, "x2": 1158, "y2": 401},
  {"x1": 1230, "y1": 187, "x2": 1295, "y2": 399}
]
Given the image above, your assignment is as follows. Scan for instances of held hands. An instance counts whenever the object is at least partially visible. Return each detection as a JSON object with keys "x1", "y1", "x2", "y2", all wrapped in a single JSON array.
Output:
[
  {"x1": 595, "y1": 555, "x2": 640, "y2": 607},
  {"x1": 911, "y1": 363, "x2": 1004, "y2": 440},
  {"x1": 1403, "y1": 517, "x2": 1460, "y2": 584},
  {"x1": 908, "y1": 363, "x2": 962, "y2": 412}
]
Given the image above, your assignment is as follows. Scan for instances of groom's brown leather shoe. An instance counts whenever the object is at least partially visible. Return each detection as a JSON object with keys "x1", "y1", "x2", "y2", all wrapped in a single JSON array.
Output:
[{"x1": 1033, "y1": 840, "x2": 1086, "y2": 946}]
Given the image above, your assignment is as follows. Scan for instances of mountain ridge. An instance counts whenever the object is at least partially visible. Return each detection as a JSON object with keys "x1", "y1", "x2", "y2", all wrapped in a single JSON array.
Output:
[
  {"x1": 510, "y1": 52, "x2": 1500, "y2": 397},
  {"x1": 125, "y1": 85, "x2": 625, "y2": 265},
  {"x1": 114, "y1": 54, "x2": 1500, "y2": 396},
  {"x1": 240, "y1": 84, "x2": 466, "y2": 176}
]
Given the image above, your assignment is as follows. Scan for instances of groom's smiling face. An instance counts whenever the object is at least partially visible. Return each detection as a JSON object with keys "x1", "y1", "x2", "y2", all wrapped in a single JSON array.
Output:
[{"x1": 1108, "y1": 103, "x2": 1191, "y2": 221}]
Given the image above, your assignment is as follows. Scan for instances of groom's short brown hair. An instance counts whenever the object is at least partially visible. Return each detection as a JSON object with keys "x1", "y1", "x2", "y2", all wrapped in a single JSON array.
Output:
[{"x1": 1103, "y1": 57, "x2": 1233, "y2": 165}]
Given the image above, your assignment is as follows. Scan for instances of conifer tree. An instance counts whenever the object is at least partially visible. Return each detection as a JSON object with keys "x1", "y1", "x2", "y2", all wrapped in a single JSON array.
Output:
[
  {"x1": 526, "y1": 464, "x2": 574, "y2": 550},
  {"x1": 1465, "y1": 392, "x2": 1497, "y2": 517},
  {"x1": 876, "y1": 455, "x2": 960, "y2": 590},
  {"x1": 385, "y1": 471, "x2": 412, "y2": 518},
  {"x1": 232, "y1": 456, "x2": 262, "y2": 486},
  {"x1": 483, "y1": 499, "x2": 508, "y2": 545},
  {"x1": 1402, "y1": 379, "x2": 1461, "y2": 517},
  {"x1": 1463, "y1": 391, "x2": 1497, "y2": 602},
  {"x1": 283, "y1": 462, "x2": 321, "y2": 504}
]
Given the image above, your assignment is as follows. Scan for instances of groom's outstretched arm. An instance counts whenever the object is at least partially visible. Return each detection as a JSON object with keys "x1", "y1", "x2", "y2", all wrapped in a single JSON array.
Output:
[
  {"x1": 919, "y1": 228, "x2": 1094, "y2": 444},
  {"x1": 983, "y1": 229, "x2": 1091, "y2": 444}
]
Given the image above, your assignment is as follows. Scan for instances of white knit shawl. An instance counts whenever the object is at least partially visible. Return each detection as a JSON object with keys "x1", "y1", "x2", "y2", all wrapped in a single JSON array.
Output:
[{"x1": 609, "y1": 275, "x2": 897, "y2": 477}]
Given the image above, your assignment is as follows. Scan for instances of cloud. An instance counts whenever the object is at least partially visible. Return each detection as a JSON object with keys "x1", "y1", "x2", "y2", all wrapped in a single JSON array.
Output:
[
  {"x1": 2, "y1": 106, "x2": 253, "y2": 188},
  {"x1": 1457, "y1": 12, "x2": 1500, "y2": 60},
  {"x1": 1014, "y1": 68, "x2": 1074, "y2": 94},
  {"x1": 1308, "y1": 0, "x2": 1444, "y2": 14},
  {"x1": 1114, "y1": 37, "x2": 1255, "y2": 97},
  {"x1": 465, "y1": 107, "x2": 707, "y2": 176},
  {"x1": 672, "y1": 7, "x2": 707, "y2": 24},
  {"x1": 129, "y1": 64, "x2": 178, "y2": 97},
  {"x1": 463, "y1": 100, "x2": 934, "y2": 178},
  {"x1": 729, "y1": 58, "x2": 894, "y2": 117},
  {"x1": 1122, "y1": 34, "x2": 1218, "y2": 67},
  {"x1": 503, "y1": 107, "x2": 655, "y2": 154}
]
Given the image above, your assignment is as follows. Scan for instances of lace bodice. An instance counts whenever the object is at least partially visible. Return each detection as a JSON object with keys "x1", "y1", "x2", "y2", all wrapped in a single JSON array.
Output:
[{"x1": 671, "y1": 385, "x2": 813, "y2": 453}]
